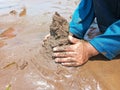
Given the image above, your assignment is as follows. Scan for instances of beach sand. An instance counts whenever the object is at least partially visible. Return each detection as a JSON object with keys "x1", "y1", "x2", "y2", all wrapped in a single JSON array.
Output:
[{"x1": 0, "y1": 0, "x2": 120, "y2": 90}]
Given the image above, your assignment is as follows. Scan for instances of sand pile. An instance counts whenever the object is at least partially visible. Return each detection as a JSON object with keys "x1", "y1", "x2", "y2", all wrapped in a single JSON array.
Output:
[
  {"x1": 28, "y1": 12, "x2": 103, "y2": 90},
  {"x1": 43, "y1": 12, "x2": 70, "y2": 58}
]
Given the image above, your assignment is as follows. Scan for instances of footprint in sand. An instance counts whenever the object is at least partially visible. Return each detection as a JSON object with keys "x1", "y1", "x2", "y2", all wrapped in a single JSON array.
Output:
[{"x1": 0, "y1": 27, "x2": 16, "y2": 39}]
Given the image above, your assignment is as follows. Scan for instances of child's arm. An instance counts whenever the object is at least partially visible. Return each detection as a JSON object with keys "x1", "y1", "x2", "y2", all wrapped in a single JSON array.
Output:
[{"x1": 70, "y1": 0, "x2": 95, "y2": 39}]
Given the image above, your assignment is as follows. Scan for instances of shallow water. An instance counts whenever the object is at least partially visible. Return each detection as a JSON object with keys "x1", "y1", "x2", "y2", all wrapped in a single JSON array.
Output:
[{"x1": 0, "y1": 0, "x2": 120, "y2": 90}]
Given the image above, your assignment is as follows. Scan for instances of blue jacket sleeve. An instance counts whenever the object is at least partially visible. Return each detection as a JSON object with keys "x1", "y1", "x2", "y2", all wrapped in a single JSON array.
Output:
[
  {"x1": 69, "y1": 0, "x2": 95, "y2": 39},
  {"x1": 89, "y1": 20, "x2": 120, "y2": 59}
]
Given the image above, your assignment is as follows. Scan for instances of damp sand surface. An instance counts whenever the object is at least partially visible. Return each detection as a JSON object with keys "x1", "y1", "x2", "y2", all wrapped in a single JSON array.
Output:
[{"x1": 0, "y1": 0, "x2": 120, "y2": 90}]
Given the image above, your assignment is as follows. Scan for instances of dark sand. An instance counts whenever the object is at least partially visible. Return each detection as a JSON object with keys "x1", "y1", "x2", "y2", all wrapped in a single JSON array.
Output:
[{"x1": 0, "y1": 0, "x2": 120, "y2": 90}]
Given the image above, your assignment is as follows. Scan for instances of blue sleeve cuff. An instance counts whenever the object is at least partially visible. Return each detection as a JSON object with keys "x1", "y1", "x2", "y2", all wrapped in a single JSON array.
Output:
[
  {"x1": 89, "y1": 20, "x2": 120, "y2": 60},
  {"x1": 89, "y1": 39, "x2": 115, "y2": 60}
]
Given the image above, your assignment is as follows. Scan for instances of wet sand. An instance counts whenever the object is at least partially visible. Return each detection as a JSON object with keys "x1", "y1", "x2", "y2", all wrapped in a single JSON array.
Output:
[{"x1": 0, "y1": 0, "x2": 120, "y2": 90}]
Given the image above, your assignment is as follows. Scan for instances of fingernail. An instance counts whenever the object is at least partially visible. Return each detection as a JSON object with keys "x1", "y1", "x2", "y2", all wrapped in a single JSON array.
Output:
[
  {"x1": 55, "y1": 59, "x2": 59, "y2": 62},
  {"x1": 53, "y1": 47, "x2": 57, "y2": 51},
  {"x1": 61, "y1": 63, "x2": 65, "y2": 66},
  {"x1": 68, "y1": 35, "x2": 72, "y2": 40}
]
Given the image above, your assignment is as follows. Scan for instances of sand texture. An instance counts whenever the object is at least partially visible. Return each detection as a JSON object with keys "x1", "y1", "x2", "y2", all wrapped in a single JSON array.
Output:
[
  {"x1": 43, "y1": 12, "x2": 70, "y2": 58},
  {"x1": 0, "y1": 0, "x2": 120, "y2": 90}
]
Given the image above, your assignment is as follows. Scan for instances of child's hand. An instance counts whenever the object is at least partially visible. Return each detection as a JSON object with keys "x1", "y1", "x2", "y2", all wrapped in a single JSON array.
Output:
[{"x1": 53, "y1": 35, "x2": 99, "y2": 67}]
